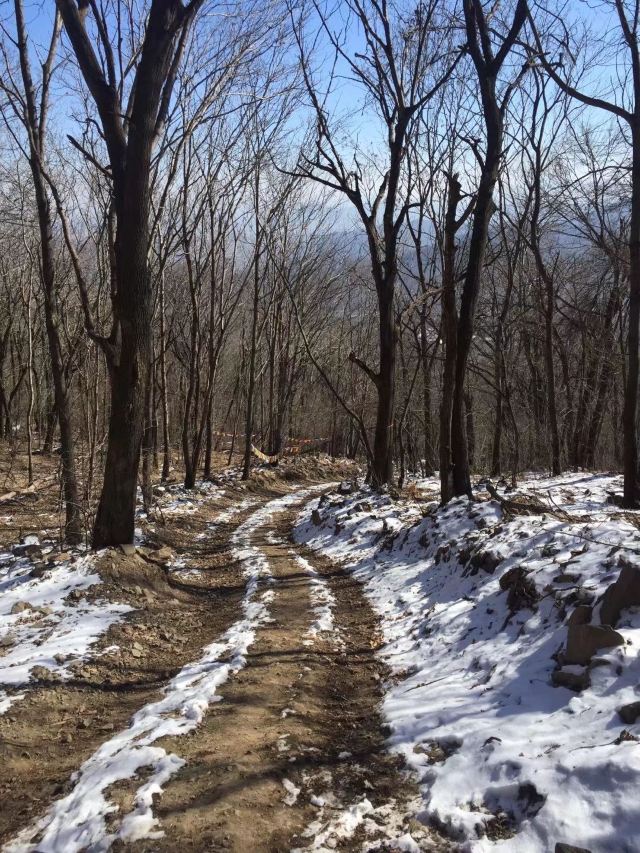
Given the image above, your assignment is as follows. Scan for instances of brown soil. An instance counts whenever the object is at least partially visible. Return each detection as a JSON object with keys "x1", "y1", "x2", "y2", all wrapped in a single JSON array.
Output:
[{"x1": 0, "y1": 471, "x2": 444, "y2": 852}]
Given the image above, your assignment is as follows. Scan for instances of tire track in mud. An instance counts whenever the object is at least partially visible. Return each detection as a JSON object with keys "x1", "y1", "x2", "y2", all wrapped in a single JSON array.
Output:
[
  {"x1": 3, "y1": 487, "x2": 445, "y2": 852},
  {"x1": 126, "y1": 498, "x2": 442, "y2": 853},
  {"x1": 0, "y1": 492, "x2": 264, "y2": 850}
]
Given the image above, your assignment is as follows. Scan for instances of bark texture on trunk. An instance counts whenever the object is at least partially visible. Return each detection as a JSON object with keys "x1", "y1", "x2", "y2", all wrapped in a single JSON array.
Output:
[{"x1": 57, "y1": 0, "x2": 202, "y2": 545}]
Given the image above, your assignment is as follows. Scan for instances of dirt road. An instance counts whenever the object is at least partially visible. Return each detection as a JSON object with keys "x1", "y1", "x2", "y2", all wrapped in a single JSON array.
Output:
[{"x1": 0, "y1": 484, "x2": 441, "y2": 852}]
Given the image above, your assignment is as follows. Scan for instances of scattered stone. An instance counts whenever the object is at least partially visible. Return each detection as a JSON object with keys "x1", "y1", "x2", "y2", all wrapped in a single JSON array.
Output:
[
  {"x1": 568, "y1": 605, "x2": 592, "y2": 627},
  {"x1": 0, "y1": 633, "x2": 15, "y2": 648},
  {"x1": 337, "y1": 480, "x2": 356, "y2": 495},
  {"x1": 599, "y1": 560, "x2": 640, "y2": 627},
  {"x1": 553, "y1": 572, "x2": 581, "y2": 584},
  {"x1": 311, "y1": 509, "x2": 323, "y2": 526},
  {"x1": 552, "y1": 665, "x2": 590, "y2": 692},
  {"x1": 468, "y1": 547, "x2": 502, "y2": 575},
  {"x1": 414, "y1": 737, "x2": 461, "y2": 764},
  {"x1": 565, "y1": 623, "x2": 624, "y2": 666},
  {"x1": 10, "y1": 601, "x2": 34, "y2": 614},
  {"x1": 120, "y1": 543, "x2": 136, "y2": 556},
  {"x1": 500, "y1": 566, "x2": 538, "y2": 611},
  {"x1": 47, "y1": 551, "x2": 71, "y2": 565},
  {"x1": 555, "y1": 844, "x2": 592, "y2": 853},
  {"x1": 615, "y1": 729, "x2": 639, "y2": 744},
  {"x1": 30, "y1": 665, "x2": 60, "y2": 682},
  {"x1": 30, "y1": 562, "x2": 50, "y2": 578},
  {"x1": 618, "y1": 701, "x2": 640, "y2": 725}
]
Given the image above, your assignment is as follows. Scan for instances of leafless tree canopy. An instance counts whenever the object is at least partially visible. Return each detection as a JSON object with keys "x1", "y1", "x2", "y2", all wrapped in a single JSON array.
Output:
[{"x1": 1, "y1": 0, "x2": 640, "y2": 543}]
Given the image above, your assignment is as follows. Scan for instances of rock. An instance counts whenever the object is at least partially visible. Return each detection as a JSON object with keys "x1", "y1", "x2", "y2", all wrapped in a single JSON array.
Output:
[
  {"x1": 552, "y1": 665, "x2": 590, "y2": 691},
  {"x1": 553, "y1": 572, "x2": 581, "y2": 584},
  {"x1": 0, "y1": 633, "x2": 15, "y2": 648},
  {"x1": 555, "y1": 845, "x2": 592, "y2": 853},
  {"x1": 10, "y1": 601, "x2": 34, "y2": 614},
  {"x1": 599, "y1": 560, "x2": 640, "y2": 627},
  {"x1": 499, "y1": 566, "x2": 538, "y2": 610},
  {"x1": 11, "y1": 544, "x2": 29, "y2": 557},
  {"x1": 618, "y1": 701, "x2": 640, "y2": 725},
  {"x1": 30, "y1": 665, "x2": 60, "y2": 682},
  {"x1": 565, "y1": 623, "x2": 624, "y2": 666},
  {"x1": 337, "y1": 480, "x2": 355, "y2": 495},
  {"x1": 469, "y1": 548, "x2": 502, "y2": 575},
  {"x1": 120, "y1": 543, "x2": 137, "y2": 556},
  {"x1": 568, "y1": 605, "x2": 592, "y2": 626},
  {"x1": 30, "y1": 562, "x2": 50, "y2": 578},
  {"x1": 25, "y1": 544, "x2": 42, "y2": 558},
  {"x1": 311, "y1": 508, "x2": 323, "y2": 526},
  {"x1": 47, "y1": 551, "x2": 71, "y2": 565}
]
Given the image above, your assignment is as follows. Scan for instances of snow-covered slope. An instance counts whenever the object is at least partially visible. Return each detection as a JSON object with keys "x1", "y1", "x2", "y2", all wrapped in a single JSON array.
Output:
[
  {"x1": 0, "y1": 543, "x2": 131, "y2": 715},
  {"x1": 295, "y1": 473, "x2": 640, "y2": 852}
]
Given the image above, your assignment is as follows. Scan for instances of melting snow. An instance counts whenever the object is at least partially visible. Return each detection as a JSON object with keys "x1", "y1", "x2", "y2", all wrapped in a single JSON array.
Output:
[
  {"x1": 5, "y1": 485, "x2": 326, "y2": 852},
  {"x1": 0, "y1": 548, "x2": 131, "y2": 715},
  {"x1": 296, "y1": 473, "x2": 640, "y2": 852}
]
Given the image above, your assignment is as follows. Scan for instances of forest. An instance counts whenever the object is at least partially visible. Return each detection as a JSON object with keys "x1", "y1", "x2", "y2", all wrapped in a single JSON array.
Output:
[{"x1": 0, "y1": 0, "x2": 639, "y2": 851}]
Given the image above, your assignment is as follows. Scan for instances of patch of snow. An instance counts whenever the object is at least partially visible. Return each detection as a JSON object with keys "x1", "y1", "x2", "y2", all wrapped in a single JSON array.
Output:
[
  {"x1": 0, "y1": 550, "x2": 131, "y2": 714},
  {"x1": 5, "y1": 485, "x2": 327, "y2": 852},
  {"x1": 294, "y1": 797, "x2": 374, "y2": 851},
  {"x1": 283, "y1": 778, "x2": 301, "y2": 806},
  {"x1": 295, "y1": 474, "x2": 640, "y2": 852},
  {"x1": 290, "y1": 551, "x2": 342, "y2": 647}
]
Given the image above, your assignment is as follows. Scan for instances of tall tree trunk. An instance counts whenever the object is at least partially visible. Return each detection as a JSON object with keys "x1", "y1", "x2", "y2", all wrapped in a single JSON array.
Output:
[
  {"x1": 14, "y1": 0, "x2": 82, "y2": 541},
  {"x1": 242, "y1": 171, "x2": 260, "y2": 481},
  {"x1": 623, "y1": 124, "x2": 640, "y2": 504},
  {"x1": 371, "y1": 287, "x2": 395, "y2": 487},
  {"x1": 439, "y1": 173, "x2": 462, "y2": 503},
  {"x1": 159, "y1": 269, "x2": 171, "y2": 481}
]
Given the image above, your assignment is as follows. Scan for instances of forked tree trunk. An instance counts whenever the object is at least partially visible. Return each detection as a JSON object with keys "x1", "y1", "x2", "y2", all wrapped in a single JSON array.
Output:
[{"x1": 58, "y1": 0, "x2": 203, "y2": 546}]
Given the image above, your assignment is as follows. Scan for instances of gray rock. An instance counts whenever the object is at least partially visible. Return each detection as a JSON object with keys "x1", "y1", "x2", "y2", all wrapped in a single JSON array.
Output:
[
  {"x1": 553, "y1": 572, "x2": 581, "y2": 584},
  {"x1": 470, "y1": 548, "x2": 503, "y2": 575},
  {"x1": 30, "y1": 562, "x2": 50, "y2": 578},
  {"x1": 600, "y1": 560, "x2": 640, "y2": 627},
  {"x1": 565, "y1": 623, "x2": 624, "y2": 665},
  {"x1": 10, "y1": 601, "x2": 34, "y2": 614},
  {"x1": 568, "y1": 605, "x2": 592, "y2": 626},
  {"x1": 30, "y1": 665, "x2": 60, "y2": 682},
  {"x1": 618, "y1": 701, "x2": 640, "y2": 725},
  {"x1": 552, "y1": 666, "x2": 590, "y2": 692},
  {"x1": 120, "y1": 543, "x2": 137, "y2": 556},
  {"x1": 311, "y1": 508, "x2": 323, "y2": 526},
  {"x1": 555, "y1": 844, "x2": 591, "y2": 853},
  {"x1": 499, "y1": 566, "x2": 538, "y2": 610}
]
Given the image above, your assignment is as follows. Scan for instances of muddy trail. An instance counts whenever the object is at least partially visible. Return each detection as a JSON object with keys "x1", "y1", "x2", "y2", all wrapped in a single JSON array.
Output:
[{"x1": 0, "y1": 483, "x2": 443, "y2": 852}]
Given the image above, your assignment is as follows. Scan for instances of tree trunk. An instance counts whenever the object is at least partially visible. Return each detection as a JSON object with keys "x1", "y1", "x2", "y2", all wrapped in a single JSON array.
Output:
[
  {"x1": 439, "y1": 173, "x2": 462, "y2": 502},
  {"x1": 623, "y1": 131, "x2": 640, "y2": 506},
  {"x1": 371, "y1": 286, "x2": 395, "y2": 487}
]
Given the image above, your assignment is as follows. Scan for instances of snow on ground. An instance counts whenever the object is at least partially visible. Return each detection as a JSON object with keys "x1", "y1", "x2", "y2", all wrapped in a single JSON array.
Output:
[
  {"x1": 140, "y1": 479, "x2": 226, "y2": 520},
  {"x1": 295, "y1": 473, "x2": 640, "y2": 852},
  {"x1": 291, "y1": 551, "x2": 342, "y2": 647},
  {"x1": 5, "y1": 485, "x2": 325, "y2": 853},
  {"x1": 0, "y1": 543, "x2": 131, "y2": 715}
]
